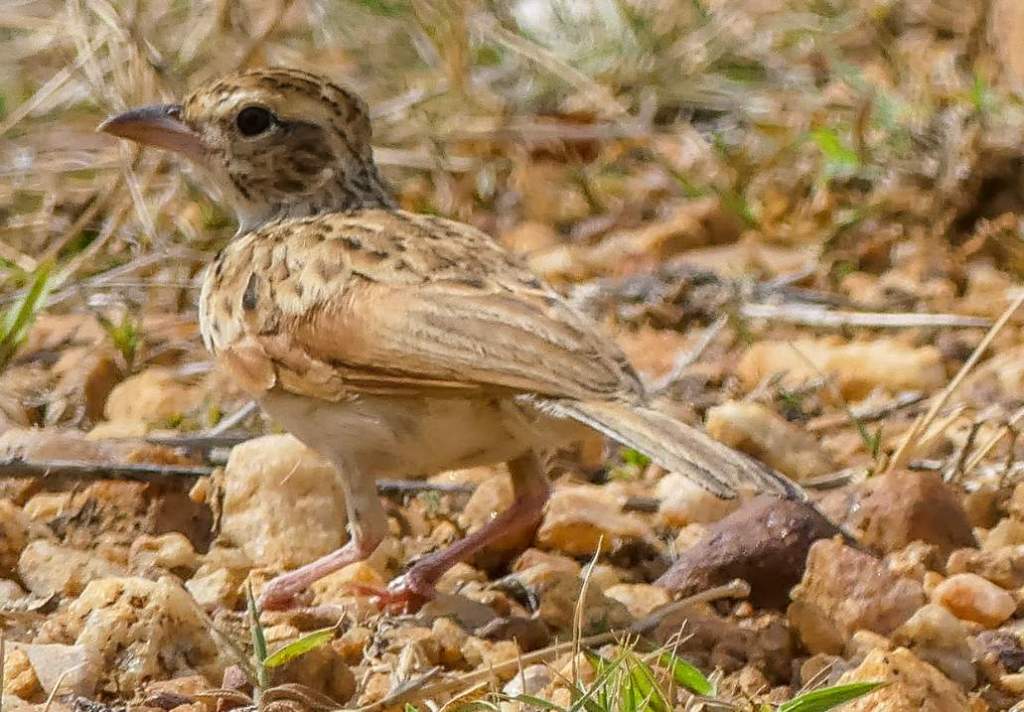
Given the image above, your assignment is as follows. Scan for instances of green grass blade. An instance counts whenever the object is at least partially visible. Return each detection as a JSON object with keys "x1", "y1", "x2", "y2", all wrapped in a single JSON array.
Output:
[
  {"x1": 624, "y1": 653, "x2": 669, "y2": 712},
  {"x1": 777, "y1": 682, "x2": 884, "y2": 712},
  {"x1": 263, "y1": 626, "x2": 335, "y2": 669},
  {"x1": 657, "y1": 651, "x2": 714, "y2": 696},
  {"x1": 0, "y1": 261, "x2": 54, "y2": 370},
  {"x1": 245, "y1": 583, "x2": 269, "y2": 691}
]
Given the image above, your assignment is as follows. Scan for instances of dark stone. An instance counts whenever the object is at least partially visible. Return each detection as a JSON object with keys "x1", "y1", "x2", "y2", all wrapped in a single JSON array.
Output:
[{"x1": 655, "y1": 495, "x2": 840, "y2": 608}]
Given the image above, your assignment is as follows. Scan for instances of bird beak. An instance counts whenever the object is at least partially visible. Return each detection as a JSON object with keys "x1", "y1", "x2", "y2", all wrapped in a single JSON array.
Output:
[{"x1": 98, "y1": 104, "x2": 203, "y2": 161}]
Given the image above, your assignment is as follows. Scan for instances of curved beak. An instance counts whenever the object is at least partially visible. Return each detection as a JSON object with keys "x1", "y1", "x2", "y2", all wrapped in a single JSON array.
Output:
[{"x1": 98, "y1": 104, "x2": 203, "y2": 161}]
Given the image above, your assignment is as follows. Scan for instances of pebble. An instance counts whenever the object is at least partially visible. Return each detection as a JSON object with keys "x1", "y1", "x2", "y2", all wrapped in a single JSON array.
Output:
[
  {"x1": 932, "y1": 573, "x2": 1016, "y2": 628},
  {"x1": 220, "y1": 434, "x2": 347, "y2": 570},
  {"x1": 788, "y1": 538, "x2": 925, "y2": 654}
]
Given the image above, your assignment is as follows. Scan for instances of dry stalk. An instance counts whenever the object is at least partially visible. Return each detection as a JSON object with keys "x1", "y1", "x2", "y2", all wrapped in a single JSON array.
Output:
[{"x1": 887, "y1": 291, "x2": 1024, "y2": 473}]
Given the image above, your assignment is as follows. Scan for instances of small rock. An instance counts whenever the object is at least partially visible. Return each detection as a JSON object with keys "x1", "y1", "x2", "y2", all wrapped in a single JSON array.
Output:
[
  {"x1": 220, "y1": 435, "x2": 347, "y2": 570},
  {"x1": 418, "y1": 592, "x2": 501, "y2": 630},
  {"x1": 537, "y1": 484, "x2": 655, "y2": 556},
  {"x1": 1009, "y1": 482, "x2": 1024, "y2": 521},
  {"x1": 0, "y1": 427, "x2": 111, "y2": 463},
  {"x1": 460, "y1": 638, "x2": 520, "y2": 676},
  {"x1": 457, "y1": 469, "x2": 535, "y2": 568},
  {"x1": 13, "y1": 643, "x2": 100, "y2": 697},
  {"x1": 738, "y1": 337, "x2": 946, "y2": 401},
  {"x1": 431, "y1": 617, "x2": 468, "y2": 667},
  {"x1": 512, "y1": 548, "x2": 581, "y2": 576},
  {"x1": 984, "y1": 518, "x2": 1024, "y2": 549},
  {"x1": 103, "y1": 367, "x2": 204, "y2": 425},
  {"x1": 837, "y1": 647, "x2": 973, "y2": 712},
  {"x1": 3, "y1": 648, "x2": 40, "y2": 700},
  {"x1": 844, "y1": 630, "x2": 894, "y2": 664},
  {"x1": 48, "y1": 347, "x2": 123, "y2": 424},
  {"x1": 705, "y1": 401, "x2": 835, "y2": 481},
  {"x1": 502, "y1": 664, "x2": 552, "y2": 697},
  {"x1": 652, "y1": 604, "x2": 794, "y2": 682},
  {"x1": 0, "y1": 499, "x2": 32, "y2": 575},
  {"x1": 271, "y1": 640, "x2": 355, "y2": 704},
  {"x1": 788, "y1": 538, "x2": 926, "y2": 654},
  {"x1": 604, "y1": 583, "x2": 670, "y2": 618},
  {"x1": 35, "y1": 576, "x2": 231, "y2": 693},
  {"x1": 130, "y1": 533, "x2": 198, "y2": 576},
  {"x1": 475, "y1": 616, "x2": 551, "y2": 651},
  {"x1": 18, "y1": 540, "x2": 126, "y2": 597},
  {"x1": 657, "y1": 496, "x2": 840, "y2": 608},
  {"x1": 885, "y1": 541, "x2": 941, "y2": 582},
  {"x1": 973, "y1": 629, "x2": 1024, "y2": 679},
  {"x1": 932, "y1": 573, "x2": 1016, "y2": 628},
  {"x1": 515, "y1": 563, "x2": 632, "y2": 634},
  {"x1": 655, "y1": 472, "x2": 738, "y2": 528},
  {"x1": 799, "y1": 653, "x2": 848, "y2": 687},
  {"x1": 310, "y1": 560, "x2": 386, "y2": 606},
  {"x1": 185, "y1": 546, "x2": 252, "y2": 609},
  {"x1": 894, "y1": 604, "x2": 976, "y2": 688},
  {"x1": 947, "y1": 545, "x2": 1024, "y2": 589},
  {"x1": 22, "y1": 493, "x2": 71, "y2": 522},
  {"x1": 854, "y1": 471, "x2": 975, "y2": 558}
]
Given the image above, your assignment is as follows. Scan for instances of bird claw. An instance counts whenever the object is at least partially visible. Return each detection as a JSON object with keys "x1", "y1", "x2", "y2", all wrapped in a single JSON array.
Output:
[{"x1": 343, "y1": 577, "x2": 434, "y2": 613}]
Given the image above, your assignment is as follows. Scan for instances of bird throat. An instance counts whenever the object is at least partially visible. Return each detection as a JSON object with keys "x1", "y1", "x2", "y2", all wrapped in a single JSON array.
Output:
[{"x1": 234, "y1": 154, "x2": 396, "y2": 232}]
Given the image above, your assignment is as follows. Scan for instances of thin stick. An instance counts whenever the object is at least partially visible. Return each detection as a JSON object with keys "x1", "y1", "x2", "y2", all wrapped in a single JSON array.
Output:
[
  {"x1": 652, "y1": 315, "x2": 728, "y2": 393},
  {"x1": 0, "y1": 457, "x2": 475, "y2": 495},
  {"x1": 963, "y1": 404, "x2": 1024, "y2": 475},
  {"x1": 740, "y1": 303, "x2": 991, "y2": 329},
  {"x1": 887, "y1": 291, "x2": 1024, "y2": 473}
]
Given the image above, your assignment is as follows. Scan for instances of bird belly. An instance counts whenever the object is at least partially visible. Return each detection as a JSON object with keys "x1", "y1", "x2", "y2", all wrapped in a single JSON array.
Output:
[{"x1": 259, "y1": 389, "x2": 573, "y2": 477}]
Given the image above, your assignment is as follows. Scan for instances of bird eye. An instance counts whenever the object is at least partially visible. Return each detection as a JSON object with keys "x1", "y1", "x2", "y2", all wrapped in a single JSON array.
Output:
[{"x1": 235, "y1": 106, "x2": 273, "y2": 136}]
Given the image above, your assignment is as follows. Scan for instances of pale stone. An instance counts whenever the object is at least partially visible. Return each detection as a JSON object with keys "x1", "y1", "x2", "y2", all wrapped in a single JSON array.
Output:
[
  {"x1": 837, "y1": 647, "x2": 973, "y2": 712},
  {"x1": 18, "y1": 540, "x2": 126, "y2": 597},
  {"x1": 0, "y1": 499, "x2": 32, "y2": 575},
  {"x1": 103, "y1": 367, "x2": 204, "y2": 425},
  {"x1": 129, "y1": 532, "x2": 198, "y2": 574},
  {"x1": 932, "y1": 573, "x2": 1016, "y2": 628},
  {"x1": 894, "y1": 604, "x2": 976, "y2": 688},
  {"x1": 36, "y1": 576, "x2": 230, "y2": 692},
  {"x1": 656, "y1": 472, "x2": 738, "y2": 528},
  {"x1": 738, "y1": 337, "x2": 945, "y2": 401},
  {"x1": 503, "y1": 664, "x2": 552, "y2": 697},
  {"x1": 984, "y1": 518, "x2": 1024, "y2": 549},
  {"x1": 537, "y1": 484, "x2": 655, "y2": 556},
  {"x1": 603, "y1": 583, "x2": 670, "y2": 618},
  {"x1": 706, "y1": 401, "x2": 834, "y2": 481},
  {"x1": 220, "y1": 434, "x2": 347, "y2": 570}
]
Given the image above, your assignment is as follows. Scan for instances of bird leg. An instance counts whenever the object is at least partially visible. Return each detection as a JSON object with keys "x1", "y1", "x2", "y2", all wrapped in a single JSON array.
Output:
[
  {"x1": 259, "y1": 466, "x2": 387, "y2": 610},
  {"x1": 376, "y1": 450, "x2": 551, "y2": 612}
]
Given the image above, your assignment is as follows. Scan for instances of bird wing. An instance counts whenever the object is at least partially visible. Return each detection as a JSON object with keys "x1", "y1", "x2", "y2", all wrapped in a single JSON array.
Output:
[{"x1": 202, "y1": 209, "x2": 644, "y2": 402}]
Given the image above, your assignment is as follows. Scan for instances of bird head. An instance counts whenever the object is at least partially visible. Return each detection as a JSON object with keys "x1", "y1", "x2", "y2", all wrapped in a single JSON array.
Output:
[{"x1": 99, "y1": 68, "x2": 393, "y2": 230}]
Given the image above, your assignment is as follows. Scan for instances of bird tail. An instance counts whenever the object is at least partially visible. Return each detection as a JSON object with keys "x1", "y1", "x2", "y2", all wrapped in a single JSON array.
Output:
[{"x1": 541, "y1": 399, "x2": 805, "y2": 500}]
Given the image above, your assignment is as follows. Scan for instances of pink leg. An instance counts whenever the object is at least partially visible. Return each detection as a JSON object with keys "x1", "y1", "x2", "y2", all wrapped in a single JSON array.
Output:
[
  {"x1": 380, "y1": 451, "x2": 550, "y2": 611},
  {"x1": 259, "y1": 465, "x2": 387, "y2": 610}
]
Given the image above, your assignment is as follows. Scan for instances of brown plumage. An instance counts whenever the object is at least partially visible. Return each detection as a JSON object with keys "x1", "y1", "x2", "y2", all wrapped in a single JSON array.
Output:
[{"x1": 100, "y1": 67, "x2": 801, "y2": 610}]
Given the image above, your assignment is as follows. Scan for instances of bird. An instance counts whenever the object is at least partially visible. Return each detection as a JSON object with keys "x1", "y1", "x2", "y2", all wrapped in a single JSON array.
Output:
[{"x1": 99, "y1": 67, "x2": 801, "y2": 610}]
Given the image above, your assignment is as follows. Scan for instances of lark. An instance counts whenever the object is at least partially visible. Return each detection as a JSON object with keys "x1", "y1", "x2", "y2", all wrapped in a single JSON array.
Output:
[{"x1": 100, "y1": 68, "x2": 800, "y2": 610}]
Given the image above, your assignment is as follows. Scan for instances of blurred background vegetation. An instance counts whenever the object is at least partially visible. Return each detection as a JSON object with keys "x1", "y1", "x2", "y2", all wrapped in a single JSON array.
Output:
[{"x1": 2, "y1": 0, "x2": 1024, "y2": 414}]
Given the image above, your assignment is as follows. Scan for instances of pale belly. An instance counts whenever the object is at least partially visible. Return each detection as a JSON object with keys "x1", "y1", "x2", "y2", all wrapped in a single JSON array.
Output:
[{"x1": 259, "y1": 388, "x2": 584, "y2": 477}]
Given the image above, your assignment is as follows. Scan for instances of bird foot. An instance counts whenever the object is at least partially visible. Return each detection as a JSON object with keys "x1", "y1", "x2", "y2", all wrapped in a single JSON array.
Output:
[{"x1": 344, "y1": 576, "x2": 435, "y2": 614}]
